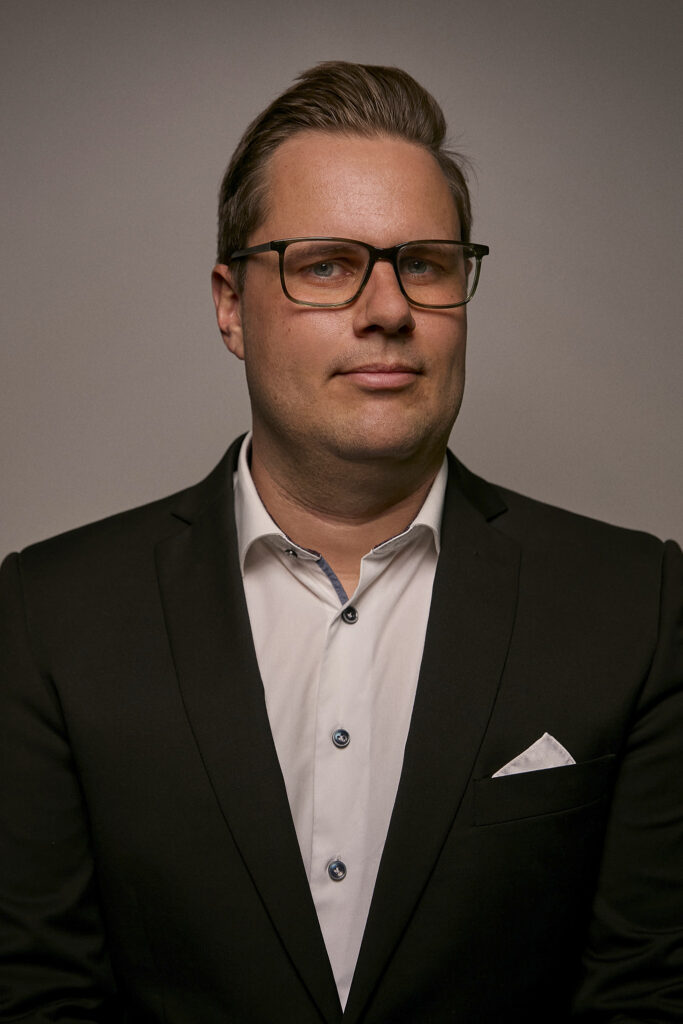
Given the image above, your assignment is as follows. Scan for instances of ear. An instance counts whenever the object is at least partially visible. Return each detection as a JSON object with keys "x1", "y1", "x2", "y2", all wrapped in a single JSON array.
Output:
[{"x1": 211, "y1": 264, "x2": 245, "y2": 360}]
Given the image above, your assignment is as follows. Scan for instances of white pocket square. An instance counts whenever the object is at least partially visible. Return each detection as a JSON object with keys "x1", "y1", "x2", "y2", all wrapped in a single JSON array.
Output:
[{"x1": 492, "y1": 732, "x2": 575, "y2": 777}]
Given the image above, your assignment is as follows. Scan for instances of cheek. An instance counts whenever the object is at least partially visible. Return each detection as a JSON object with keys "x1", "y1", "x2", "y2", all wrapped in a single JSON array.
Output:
[
  {"x1": 431, "y1": 320, "x2": 466, "y2": 377},
  {"x1": 242, "y1": 319, "x2": 316, "y2": 411},
  {"x1": 432, "y1": 333, "x2": 466, "y2": 412},
  {"x1": 266, "y1": 311, "x2": 344, "y2": 383}
]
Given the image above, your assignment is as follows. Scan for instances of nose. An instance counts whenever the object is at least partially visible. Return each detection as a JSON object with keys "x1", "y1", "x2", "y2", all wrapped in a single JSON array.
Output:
[{"x1": 352, "y1": 258, "x2": 416, "y2": 336}]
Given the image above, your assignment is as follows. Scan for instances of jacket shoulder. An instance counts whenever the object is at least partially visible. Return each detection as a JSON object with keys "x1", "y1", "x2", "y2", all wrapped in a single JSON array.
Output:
[
  {"x1": 448, "y1": 453, "x2": 676, "y2": 593},
  {"x1": 5, "y1": 440, "x2": 242, "y2": 585},
  {"x1": 452, "y1": 453, "x2": 668, "y2": 549}
]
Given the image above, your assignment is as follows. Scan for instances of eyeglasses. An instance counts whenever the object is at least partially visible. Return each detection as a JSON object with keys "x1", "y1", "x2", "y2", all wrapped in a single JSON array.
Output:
[{"x1": 229, "y1": 237, "x2": 489, "y2": 309}]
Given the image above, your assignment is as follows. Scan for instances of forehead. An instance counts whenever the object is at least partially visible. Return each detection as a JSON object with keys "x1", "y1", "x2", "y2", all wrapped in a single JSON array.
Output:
[{"x1": 255, "y1": 131, "x2": 460, "y2": 244}]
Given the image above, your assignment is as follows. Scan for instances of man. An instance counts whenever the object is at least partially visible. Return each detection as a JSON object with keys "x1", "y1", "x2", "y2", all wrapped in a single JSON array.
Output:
[{"x1": 1, "y1": 61, "x2": 681, "y2": 1023}]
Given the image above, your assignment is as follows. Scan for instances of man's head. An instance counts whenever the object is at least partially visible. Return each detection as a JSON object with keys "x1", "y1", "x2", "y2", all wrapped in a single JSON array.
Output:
[
  {"x1": 216, "y1": 61, "x2": 472, "y2": 285},
  {"x1": 212, "y1": 63, "x2": 482, "y2": 493}
]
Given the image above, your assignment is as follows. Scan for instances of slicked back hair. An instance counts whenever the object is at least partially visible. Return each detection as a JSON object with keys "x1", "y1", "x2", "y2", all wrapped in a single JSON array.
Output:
[{"x1": 216, "y1": 62, "x2": 472, "y2": 287}]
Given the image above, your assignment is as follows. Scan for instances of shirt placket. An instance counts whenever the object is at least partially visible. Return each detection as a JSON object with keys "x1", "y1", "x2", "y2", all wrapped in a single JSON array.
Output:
[{"x1": 309, "y1": 592, "x2": 373, "y2": 992}]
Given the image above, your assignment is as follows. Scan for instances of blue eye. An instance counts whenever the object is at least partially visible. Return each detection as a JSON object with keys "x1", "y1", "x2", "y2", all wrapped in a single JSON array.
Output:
[
  {"x1": 406, "y1": 259, "x2": 428, "y2": 275},
  {"x1": 312, "y1": 262, "x2": 335, "y2": 277}
]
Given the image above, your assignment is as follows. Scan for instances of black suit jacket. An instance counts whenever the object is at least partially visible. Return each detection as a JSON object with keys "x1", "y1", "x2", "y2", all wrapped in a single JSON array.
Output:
[{"x1": 1, "y1": 439, "x2": 682, "y2": 1023}]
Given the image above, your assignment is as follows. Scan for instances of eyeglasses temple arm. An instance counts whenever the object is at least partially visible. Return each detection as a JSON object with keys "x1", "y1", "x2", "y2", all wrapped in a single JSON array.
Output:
[{"x1": 229, "y1": 242, "x2": 275, "y2": 260}]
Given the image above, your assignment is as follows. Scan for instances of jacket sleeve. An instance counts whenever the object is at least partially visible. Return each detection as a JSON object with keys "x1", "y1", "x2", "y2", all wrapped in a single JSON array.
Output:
[
  {"x1": 571, "y1": 539, "x2": 683, "y2": 1022},
  {"x1": 0, "y1": 552, "x2": 122, "y2": 1022}
]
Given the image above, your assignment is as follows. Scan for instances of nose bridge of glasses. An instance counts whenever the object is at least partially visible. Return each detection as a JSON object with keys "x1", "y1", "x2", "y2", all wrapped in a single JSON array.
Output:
[{"x1": 365, "y1": 245, "x2": 407, "y2": 295}]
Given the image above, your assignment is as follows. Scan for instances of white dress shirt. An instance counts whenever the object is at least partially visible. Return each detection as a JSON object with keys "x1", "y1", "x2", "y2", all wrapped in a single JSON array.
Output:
[{"x1": 233, "y1": 435, "x2": 446, "y2": 1008}]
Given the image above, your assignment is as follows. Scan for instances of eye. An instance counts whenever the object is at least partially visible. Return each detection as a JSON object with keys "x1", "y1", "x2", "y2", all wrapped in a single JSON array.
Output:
[
  {"x1": 299, "y1": 254, "x2": 360, "y2": 283},
  {"x1": 399, "y1": 255, "x2": 439, "y2": 279},
  {"x1": 310, "y1": 261, "x2": 338, "y2": 278},
  {"x1": 403, "y1": 258, "x2": 430, "y2": 275}
]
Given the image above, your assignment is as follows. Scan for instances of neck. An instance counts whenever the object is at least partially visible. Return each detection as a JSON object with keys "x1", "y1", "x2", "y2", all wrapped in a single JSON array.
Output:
[{"x1": 249, "y1": 433, "x2": 443, "y2": 595}]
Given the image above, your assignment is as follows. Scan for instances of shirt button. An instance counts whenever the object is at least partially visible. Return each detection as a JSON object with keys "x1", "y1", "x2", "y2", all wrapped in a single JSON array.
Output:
[
  {"x1": 332, "y1": 728, "x2": 350, "y2": 749},
  {"x1": 283, "y1": 548, "x2": 298, "y2": 558},
  {"x1": 327, "y1": 859, "x2": 347, "y2": 882},
  {"x1": 341, "y1": 606, "x2": 358, "y2": 624}
]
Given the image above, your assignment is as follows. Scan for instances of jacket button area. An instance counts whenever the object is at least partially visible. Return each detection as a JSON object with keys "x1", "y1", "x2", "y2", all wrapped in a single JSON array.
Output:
[
  {"x1": 341, "y1": 606, "x2": 358, "y2": 624},
  {"x1": 332, "y1": 728, "x2": 350, "y2": 749},
  {"x1": 328, "y1": 859, "x2": 347, "y2": 882}
]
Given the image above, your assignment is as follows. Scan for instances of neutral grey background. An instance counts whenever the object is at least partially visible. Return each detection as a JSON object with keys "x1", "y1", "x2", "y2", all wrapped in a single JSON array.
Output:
[{"x1": 2, "y1": 0, "x2": 681, "y2": 553}]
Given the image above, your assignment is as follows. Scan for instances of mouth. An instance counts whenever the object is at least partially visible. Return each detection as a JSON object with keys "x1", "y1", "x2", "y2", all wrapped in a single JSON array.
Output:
[{"x1": 336, "y1": 363, "x2": 422, "y2": 391}]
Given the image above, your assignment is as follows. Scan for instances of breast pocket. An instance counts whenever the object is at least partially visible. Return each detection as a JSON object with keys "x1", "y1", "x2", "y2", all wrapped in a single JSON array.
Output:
[{"x1": 473, "y1": 753, "x2": 616, "y2": 826}]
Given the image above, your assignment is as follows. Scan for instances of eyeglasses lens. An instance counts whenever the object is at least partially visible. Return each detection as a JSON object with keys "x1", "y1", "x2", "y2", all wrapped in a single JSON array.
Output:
[
  {"x1": 282, "y1": 241, "x2": 366, "y2": 305},
  {"x1": 398, "y1": 243, "x2": 473, "y2": 307}
]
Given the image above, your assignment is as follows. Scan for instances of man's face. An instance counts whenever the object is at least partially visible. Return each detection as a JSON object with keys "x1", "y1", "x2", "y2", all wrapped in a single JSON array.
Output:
[{"x1": 213, "y1": 131, "x2": 468, "y2": 472}]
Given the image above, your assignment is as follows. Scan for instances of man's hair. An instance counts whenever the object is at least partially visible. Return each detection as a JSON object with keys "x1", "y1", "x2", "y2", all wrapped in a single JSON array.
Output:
[{"x1": 216, "y1": 61, "x2": 472, "y2": 284}]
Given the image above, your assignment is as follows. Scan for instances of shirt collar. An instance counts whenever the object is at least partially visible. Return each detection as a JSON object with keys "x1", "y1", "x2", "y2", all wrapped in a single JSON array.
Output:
[
  {"x1": 233, "y1": 432, "x2": 447, "y2": 574},
  {"x1": 371, "y1": 459, "x2": 446, "y2": 557}
]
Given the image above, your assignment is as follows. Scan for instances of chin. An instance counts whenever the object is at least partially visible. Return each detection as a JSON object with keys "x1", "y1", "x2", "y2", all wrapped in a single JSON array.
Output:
[
  {"x1": 328, "y1": 427, "x2": 445, "y2": 466},
  {"x1": 331, "y1": 402, "x2": 457, "y2": 461}
]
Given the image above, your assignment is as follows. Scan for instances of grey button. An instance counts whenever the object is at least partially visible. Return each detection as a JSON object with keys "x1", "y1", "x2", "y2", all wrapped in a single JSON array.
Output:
[
  {"x1": 341, "y1": 606, "x2": 358, "y2": 624},
  {"x1": 327, "y1": 859, "x2": 347, "y2": 881},
  {"x1": 332, "y1": 728, "x2": 350, "y2": 749},
  {"x1": 283, "y1": 548, "x2": 298, "y2": 558}
]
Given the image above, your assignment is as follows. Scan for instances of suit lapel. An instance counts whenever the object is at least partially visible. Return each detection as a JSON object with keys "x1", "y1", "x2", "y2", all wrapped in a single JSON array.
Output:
[
  {"x1": 155, "y1": 443, "x2": 342, "y2": 1023},
  {"x1": 344, "y1": 455, "x2": 520, "y2": 1022}
]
